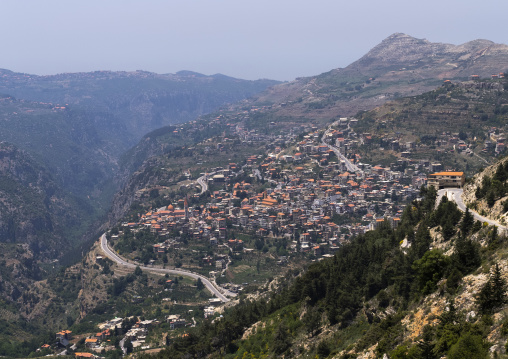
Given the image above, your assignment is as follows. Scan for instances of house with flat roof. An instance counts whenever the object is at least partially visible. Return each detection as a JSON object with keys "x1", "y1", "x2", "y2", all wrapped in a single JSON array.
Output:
[{"x1": 427, "y1": 171, "x2": 465, "y2": 189}]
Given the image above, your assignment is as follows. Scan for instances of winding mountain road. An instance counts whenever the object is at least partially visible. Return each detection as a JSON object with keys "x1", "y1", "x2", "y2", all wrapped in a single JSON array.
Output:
[
  {"x1": 99, "y1": 234, "x2": 231, "y2": 302},
  {"x1": 196, "y1": 171, "x2": 218, "y2": 194},
  {"x1": 197, "y1": 174, "x2": 209, "y2": 194},
  {"x1": 437, "y1": 188, "x2": 507, "y2": 232}
]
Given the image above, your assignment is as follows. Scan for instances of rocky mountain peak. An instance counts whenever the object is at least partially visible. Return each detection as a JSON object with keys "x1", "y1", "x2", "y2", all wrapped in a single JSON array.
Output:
[
  {"x1": 353, "y1": 33, "x2": 447, "y2": 68},
  {"x1": 338, "y1": 33, "x2": 508, "y2": 79}
]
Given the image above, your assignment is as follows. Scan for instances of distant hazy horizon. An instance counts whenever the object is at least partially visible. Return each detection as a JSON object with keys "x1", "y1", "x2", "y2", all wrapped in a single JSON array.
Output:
[{"x1": 1, "y1": 0, "x2": 506, "y2": 81}]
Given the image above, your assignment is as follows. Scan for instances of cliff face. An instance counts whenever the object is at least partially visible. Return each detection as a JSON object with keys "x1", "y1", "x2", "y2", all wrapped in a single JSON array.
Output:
[{"x1": 0, "y1": 143, "x2": 81, "y2": 256}]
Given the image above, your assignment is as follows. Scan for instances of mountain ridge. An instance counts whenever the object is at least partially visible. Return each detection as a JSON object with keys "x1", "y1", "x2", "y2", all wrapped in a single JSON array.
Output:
[{"x1": 249, "y1": 33, "x2": 508, "y2": 123}]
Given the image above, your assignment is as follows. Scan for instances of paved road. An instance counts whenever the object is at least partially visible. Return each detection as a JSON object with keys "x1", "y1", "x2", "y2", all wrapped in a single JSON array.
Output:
[
  {"x1": 437, "y1": 188, "x2": 507, "y2": 232},
  {"x1": 119, "y1": 337, "x2": 126, "y2": 356},
  {"x1": 196, "y1": 172, "x2": 211, "y2": 194},
  {"x1": 322, "y1": 122, "x2": 363, "y2": 174},
  {"x1": 100, "y1": 234, "x2": 231, "y2": 302},
  {"x1": 472, "y1": 151, "x2": 489, "y2": 165},
  {"x1": 197, "y1": 175, "x2": 208, "y2": 194}
]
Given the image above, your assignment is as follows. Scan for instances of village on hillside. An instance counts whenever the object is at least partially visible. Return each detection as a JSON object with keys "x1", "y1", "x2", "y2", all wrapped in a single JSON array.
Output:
[{"x1": 110, "y1": 117, "x2": 470, "y2": 298}]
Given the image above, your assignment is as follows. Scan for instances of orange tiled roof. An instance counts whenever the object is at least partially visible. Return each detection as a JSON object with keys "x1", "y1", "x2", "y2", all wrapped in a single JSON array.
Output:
[{"x1": 430, "y1": 171, "x2": 464, "y2": 176}]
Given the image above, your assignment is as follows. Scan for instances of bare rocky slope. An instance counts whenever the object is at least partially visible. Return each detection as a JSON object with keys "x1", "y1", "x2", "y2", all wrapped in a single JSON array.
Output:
[{"x1": 252, "y1": 33, "x2": 508, "y2": 120}]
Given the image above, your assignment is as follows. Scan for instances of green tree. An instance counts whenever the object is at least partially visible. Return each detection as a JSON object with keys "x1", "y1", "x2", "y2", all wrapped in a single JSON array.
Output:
[
  {"x1": 413, "y1": 250, "x2": 450, "y2": 294},
  {"x1": 303, "y1": 307, "x2": 321, "y2": 337},
  {"x1": 487, "y1": 190, "x2": 496, "y2": 207},
  {"x1": 442, "y1": 218, "x2": 456, "y2": 241},
  {"x1": 316, "y1": 340, "x2": 331, "y2": 358},
  {"x1": 494, "y1": 163, "x2": 508, "y2": 183},
  {"x1": 472, "y1": 220, "x2": 482, "y2": 233},
  {"x1": 460, "y1": 208, "x2": 474, "y2": 235},
  {"x1": 446, "y1": 267, "x2": 463, "y2": 293},
  {"x1": 410, "y1": 224, "x2": 432, "y2": 261},
  {"x1": 134, "y1": 265, "x2": 142, "y2": 276},
  {"x1": 273, "y1": 321, "x2": 291, "y2": 355},
  {"x1": 488, "y1": 226, "x2": 501, "y2": 250},
  {"x1": 447, "y1": 333, "x2": 488, "y2": 359},
  {"x1": 452, "y1": 236, "x2": 481, "y2": 274},
  {"x1": 125, "y1": 339, "x2": 133, "y2": 354},
  {"x1": 478, "y1": 264, "x2": 507, "y2": 314},
  {"x1": 390, "y1": 345, "x2": 413, "y2": 359},
  {"x1": 417, "y1": 325, "x2": 437, "y2": 359},
  {"x1": 434, "y1": 301, "x2": 461, "y2": 354},
  {"x1": 196, "y1": 278, "x2": 204, "y2": 290}
]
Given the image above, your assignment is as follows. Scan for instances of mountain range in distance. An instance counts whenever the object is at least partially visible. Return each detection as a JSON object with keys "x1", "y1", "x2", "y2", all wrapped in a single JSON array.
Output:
[{"x1": 0, "y1": 70, "x2": 280, "y2": 254}]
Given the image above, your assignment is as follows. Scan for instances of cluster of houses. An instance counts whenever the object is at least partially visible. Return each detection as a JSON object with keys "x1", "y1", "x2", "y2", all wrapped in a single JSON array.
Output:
[
  {"x1": 48, "y1": 315, "x2": 196, "y2": 357},
  {"x1": 120, "y1": 118, "x2": 454, "y2": 265},
  {"x1": 485, "y1": 128, "x2": 507, "y2": 155},
  {"x1": 123, "y1": 319, "x2": 159, "y2": 349},
  {"x1": 108, "y1": 113, "x2": 472, "y2": 301},
  {"x1": 108, "y1": 116, "x2": 477, "y2": 300}
]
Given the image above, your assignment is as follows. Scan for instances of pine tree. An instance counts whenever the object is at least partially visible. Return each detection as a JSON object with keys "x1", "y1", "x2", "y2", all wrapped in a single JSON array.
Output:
[
  {"x1": 417, "y1": 325, "x2": 437, "y2": 359},
  {"x1": 489, "y1": 226, "x2": 500, "y2": 250},
  {"x1": 303, "y1": 307, "x2": 321, "y2": 337},
  {"x1": 478, "y1": 264, "x2": 507, "y2": 314},
  {"x1": 460, "y1": 208, "x2": 474, "y2": 235},
  {"x1": 125, "y1": 339, "x2": 133, "y2": 354},
  {"x1": 487, "y1": 190, "x2": 496, "y2": 208},
  {"x1": 411, "y1": 225, "x2": 432, "y2": 260},
  {"x1": 273, "y1": 321, "x2": 291, "y2": 354},
  {"x1": 442, "y1": 218, "x2": 456, "y2": 241},
  {"x1": 196, "y1": 278, "x2": 204, "y2": 290},
  {"x1": 453, "y1": 235, "x2": 481, "y2": 274},
  {"x1": 494, "y1": 164, "x2": 508, "y2": 183},
  {"x1": 491, "y1": 264, "x2": 507, "y2": 309},
  {"x1": 438, "y1": 300, "x2": 458, "y2": 327}
]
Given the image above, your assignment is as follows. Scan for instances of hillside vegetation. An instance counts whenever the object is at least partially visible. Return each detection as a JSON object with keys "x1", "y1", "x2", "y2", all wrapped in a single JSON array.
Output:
[{"x1": 0, "y1": 142, "x2": 91, "y2": 254}]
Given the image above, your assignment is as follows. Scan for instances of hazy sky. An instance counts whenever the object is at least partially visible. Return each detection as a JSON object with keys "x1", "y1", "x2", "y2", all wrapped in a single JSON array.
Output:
[{"x1": 1, "y1": 0, "x2": 507, "y2": 81}]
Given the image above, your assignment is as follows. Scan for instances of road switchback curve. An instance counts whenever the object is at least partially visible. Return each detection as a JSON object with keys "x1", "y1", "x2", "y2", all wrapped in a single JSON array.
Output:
[{"x1": 99, "y1": 234, "x2": 230, "y2": 302}]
